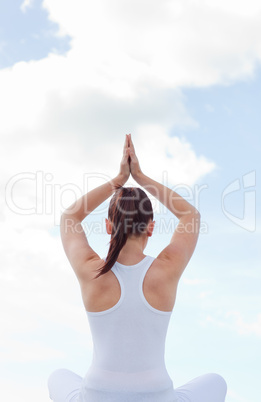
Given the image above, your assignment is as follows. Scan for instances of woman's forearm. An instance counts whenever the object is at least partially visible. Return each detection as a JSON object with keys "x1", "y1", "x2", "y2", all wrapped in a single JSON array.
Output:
[
  {"x1": 61, "y1": 174, "x2": 125, "y2": 222},
  {"x1": 134, "y1": 172, "x2": 200, "y2": 220}
]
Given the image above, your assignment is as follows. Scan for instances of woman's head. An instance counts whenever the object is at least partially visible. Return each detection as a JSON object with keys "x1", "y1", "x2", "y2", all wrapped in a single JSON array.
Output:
[{"x1": 95, "y1": 185, "x2": 154, "y2": 278}]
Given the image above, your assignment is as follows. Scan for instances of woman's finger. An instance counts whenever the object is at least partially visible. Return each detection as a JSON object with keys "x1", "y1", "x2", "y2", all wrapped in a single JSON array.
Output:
[
  {"x1": 128, "y1": 133, "x2": 135, "y2": 153},
  {"x1": 122, "y1": 147, "x2": 131, "y2": 163},
  {"x1": 126, "y1": 134, "x2": 130, "y2": 148},
  {"x1": 123, "y1": 134, "x2": 128, "y2": 152}
]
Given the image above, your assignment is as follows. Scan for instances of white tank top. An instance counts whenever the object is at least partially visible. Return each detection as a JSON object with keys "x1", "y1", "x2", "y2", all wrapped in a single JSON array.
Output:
[{"x1": 78, "y1": 255, "x2": 178, "y2": 402}]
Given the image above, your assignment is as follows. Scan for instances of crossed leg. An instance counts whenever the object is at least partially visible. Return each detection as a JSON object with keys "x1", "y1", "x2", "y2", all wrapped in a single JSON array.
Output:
[
  {"x1": 48, "y1": 368, "x2": 83, "y2": 402},
  {"x1": 175, "y1": 373, "x2": 227, "y2": 402},
  {"x1": 48, "y1": 370, "x2": 227, "y2": 402}
]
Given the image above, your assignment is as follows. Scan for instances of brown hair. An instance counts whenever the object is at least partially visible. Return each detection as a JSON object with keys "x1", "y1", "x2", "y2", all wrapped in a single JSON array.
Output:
[{"x1": 95, "y1": 185, "x2": 153, "y2": 278}]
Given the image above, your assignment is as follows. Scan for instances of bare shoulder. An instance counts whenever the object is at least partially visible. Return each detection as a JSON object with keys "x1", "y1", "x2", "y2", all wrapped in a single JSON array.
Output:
[
  {"x1": 153, "y1": 254, "x2": 178, "y2": 269},
  {"x1": 148, "y1": 255, "x2": 179, "y2": 284},
  {"x1": 143, "y1": 256, "x2": 179, "y2": 311},
  {"x1": 154, "y1": 212, "x2": 201, "y2": 281}
]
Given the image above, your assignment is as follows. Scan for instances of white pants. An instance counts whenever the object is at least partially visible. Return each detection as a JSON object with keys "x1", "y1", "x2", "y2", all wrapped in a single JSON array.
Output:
[{"x1": 47, "y1": 369, "x2": 227, "y2": 402}]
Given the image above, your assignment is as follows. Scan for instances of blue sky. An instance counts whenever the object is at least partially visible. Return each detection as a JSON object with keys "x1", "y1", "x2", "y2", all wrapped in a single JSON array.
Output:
[
  {"x1": 1, "y1": 1, "x2": 260, "y2": 401},
  {"x1": 0, "y1": 0, "x2": 70, "y2": 68}
]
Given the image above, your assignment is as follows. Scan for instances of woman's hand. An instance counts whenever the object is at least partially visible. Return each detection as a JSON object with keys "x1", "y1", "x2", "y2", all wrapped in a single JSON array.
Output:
[
  {"x1": 117, "y1": 134, "x2": 131, "y2": 185},
  {"x1": 128, "y1": 134, "x2": 143, "y2": 180},
  {"x1": 116, "y1": 133, "x2": 142, "y2": 187}
]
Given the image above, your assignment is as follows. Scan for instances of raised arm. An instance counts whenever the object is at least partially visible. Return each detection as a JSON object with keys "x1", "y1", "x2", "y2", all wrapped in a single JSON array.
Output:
[
  {"x1": 60, "y1": 134, "x2": 131, "y2": 281},
  {"x1": 128, "y1": 134, "x2": 201, "y2": 281}
]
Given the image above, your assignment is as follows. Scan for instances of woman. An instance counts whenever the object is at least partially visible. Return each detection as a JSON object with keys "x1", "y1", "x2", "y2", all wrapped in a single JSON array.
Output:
[{"x1": 48, "y1": 134, "x2": 227, "y2": 402}]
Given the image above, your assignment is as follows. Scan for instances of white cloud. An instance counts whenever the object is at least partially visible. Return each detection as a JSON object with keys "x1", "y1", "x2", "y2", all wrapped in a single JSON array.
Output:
[
  {"x1": 204, "y1": 0, "x2": 261, "y2": 18},
  {"x1": 2, "y1": 0, "x2": 261, "y2": 207},
  {"x1": 42, "y1": 0, "x2": 261, "y2": 88},
  {"x1": 21, "y1": 0, "x2": 34, "y2": 13},
  {"x1": 0, "y1": 222, "x2": 93, "y2": 367},
  {"x1": 205, "y1": 311, "x2": 261, "y2": 337},
  {"x1": 3, "y1": 0, "x2": 260, "y2": 138},
  {"x1": 182, "y1": 278, "x2": 206, "y2": 285},
  {"x1": 199, "y1": 290, "x2": 213, "y2": 299},
  {"x1": 4, "y1": 0, "x2": 261, "y2": 212},
  {"x1": 227, "y1": 388, "x2": 249, "y2": 402},
  {"x1": 0, "y1": 338, "x2": 65, "y2": 362},
  {"x1": 0, "y1": 380, "x2": 48, "y2": 402}
]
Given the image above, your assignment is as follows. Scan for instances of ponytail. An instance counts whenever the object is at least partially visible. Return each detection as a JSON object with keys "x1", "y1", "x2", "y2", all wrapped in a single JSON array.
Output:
[{"x1": 95, "y1": 185, "x2": 153, "y2": 278}]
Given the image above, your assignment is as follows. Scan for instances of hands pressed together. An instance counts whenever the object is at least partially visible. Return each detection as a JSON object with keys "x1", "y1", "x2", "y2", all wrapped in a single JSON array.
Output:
[{"x1": 118, "y1": 134, "x2": 142, "y2": 185}]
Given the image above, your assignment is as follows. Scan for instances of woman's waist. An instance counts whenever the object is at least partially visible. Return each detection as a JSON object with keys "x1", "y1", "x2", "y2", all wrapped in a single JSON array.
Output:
[
  {"x1": 79, "y1": 386, "x2": 178, "y2": 402},
  {"x1": 83, "y1": 365, "x2": 174, "y2": 393}
]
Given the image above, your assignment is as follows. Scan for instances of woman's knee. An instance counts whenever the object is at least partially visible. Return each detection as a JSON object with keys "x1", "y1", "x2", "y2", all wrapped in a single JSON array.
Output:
[
  {"x1": 207, "y1": 373, "x2": 227, "y2": 395},
  {"x1": 48, "y1": 368, "x2": 73, "y2": 398},
  {"x1": 48, "y1": 368, "x2": 83, "y2": 401},
  {"x1": 48, "y1": 368, "x2": 70, "y2": 386}
]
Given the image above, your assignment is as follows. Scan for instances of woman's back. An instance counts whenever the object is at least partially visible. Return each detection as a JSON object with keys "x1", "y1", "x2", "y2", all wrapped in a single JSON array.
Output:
[
  {"x1": 78, "y1": 255, "x2": 179, "y2": 402},
  {"x1": 80, "y1": 254, "x2": 178, "y2": 313}
]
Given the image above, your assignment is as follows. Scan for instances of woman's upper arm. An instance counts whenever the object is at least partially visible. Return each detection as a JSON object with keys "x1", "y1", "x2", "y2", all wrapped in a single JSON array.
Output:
[
  {"x1": 60, "y1": 214, "x2": 101, "y2": 280},
  {"x1": 156, "y1": 211, "x2": 201, "y2": 280}
]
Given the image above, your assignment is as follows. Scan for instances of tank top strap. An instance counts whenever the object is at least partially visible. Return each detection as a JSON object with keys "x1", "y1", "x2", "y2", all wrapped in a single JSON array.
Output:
[
  {"x1": 109, "y1": 256, "x2": 155, "y2": 304},
  {"x1": 112, "y1": 255, "x2": 155, "y2": 280}
]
